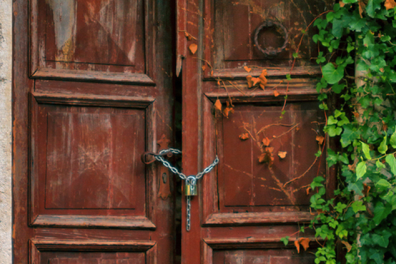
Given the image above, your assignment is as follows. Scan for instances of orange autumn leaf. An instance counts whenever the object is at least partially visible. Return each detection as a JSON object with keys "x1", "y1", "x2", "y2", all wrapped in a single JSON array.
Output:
[
  {"x1": 239, "y1": 133, "x2": 249, "y2": 141},
  {"x1": 252, "y1": 77, "x2": 261, "y2": 86},
  {"x1": 298, "y1": 238, "x2": 310, "y2": 251},
  {"x1": 189, "y1": 43, "x2": 198, "y2": 54},
  {"x1": 244, "y1": 66, "x2": 251, "y2": 73},
  {"x1": 341, "y1": 241, "x2": 352, "y2": 252},
  {"x1": 223, "y1": 106, "x2": 234, "y2": 118},
  {"x1": 184, "y1": 31, "x2": 193, "y2": 40},
  {"x1": 246, "y1": 75, "x2": 253, "y2": 88},
  {"x1": 385, "y1": 0, "x2": 396, "y2": 10},
  {"x1": 262, "y1": 137, "x2": 271, "y2": 146},
  {"x1": 258, "y1": 153, "x2": 266, "y2": 163},
  {"x1": 258, "y1": 147, "x2": 274, "y2": 166},
  {"x1": 316, "y1": 135, "x2": 325, "y2": 145},
  {"x1": 214, "y1": 99, "x2": 222, "y2": 112},
  {"x1": 202, "y1": 65, "x2": 206, "y2": 71},
  {"x1": 306, "y1": 186, "x2": 312, "y2": 195},
  {"x1": 359, "y1": 0, "x2": 366, "y2": 17},
  {"x1": 278, "y1": 151, "x2": 287, "y2": 159},
  {"x1": 274, "y1": 90, "x2": 280, "y2": 97},
  {"x1": 348, "y1": 164, "x2": 356, "y2": 172},
  {"x1": 339, "y1": 1, "x2": 345, "y2": 7},
  {"x1": 294, "y1": 240, "x2": 301, "y2": 253}
]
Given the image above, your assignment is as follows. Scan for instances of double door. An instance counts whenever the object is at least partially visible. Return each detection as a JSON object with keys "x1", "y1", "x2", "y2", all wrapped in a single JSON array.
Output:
[{"x1": 13, "y1": 0, "x2": 334, "y2": 263}]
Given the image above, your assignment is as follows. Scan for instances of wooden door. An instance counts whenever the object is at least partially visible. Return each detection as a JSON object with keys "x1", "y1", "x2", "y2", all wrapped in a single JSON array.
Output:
[
  {"x1": 178, "y1": 0, "x2": 335, "y2": 263},
  {"x1": 13, "y1": 0, "x2": 175, "y2": 263}
]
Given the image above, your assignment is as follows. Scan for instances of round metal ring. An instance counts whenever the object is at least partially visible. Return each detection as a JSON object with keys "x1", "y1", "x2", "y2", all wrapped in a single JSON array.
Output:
[{"x1": 254, "y1": 20, "x2": 288, "y2": 57}]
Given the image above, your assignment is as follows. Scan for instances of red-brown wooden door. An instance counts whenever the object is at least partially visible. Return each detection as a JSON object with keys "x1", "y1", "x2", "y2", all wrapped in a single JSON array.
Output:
[
  {"x1": 178, "y1": 0, "x2": 335, "y2": 263},
  {"x1": 13, "y1": 0, "x2": 175, "y2": 263}
]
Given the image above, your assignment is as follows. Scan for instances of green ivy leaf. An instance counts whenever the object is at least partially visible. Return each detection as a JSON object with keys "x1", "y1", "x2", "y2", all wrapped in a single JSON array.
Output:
[
  {"x1": 356, "y1": 161, "x2": 367, "y2": 180},
  {"x1": 322, "y1": 63, "x2": 344, "y2": 84},
  {"x1": 375, "y1": 179, "x2": 391, "y2": 192},
  {"x1": 378, "y1": 136, "x2": 388, "y2": 154},
  {"x1": 361, "y1": 142, "x2": 371, "y2": 160},
  {"x1": 390, "y1": 129, "x2": 396, "y2": 148},
  {"x1": 352, "y1": 200, "x2": 366, "y2": 213},
  {"x1": 385, "y1": 154, "x2": 396, "y2": 176},
  {"x1": 373, "y1": 202, "x2": 392, "y2": 225},
  {"x1": 327, "y1": 116, "x2": 338, "y2": 125},
  {"x1": 372, "y1": 231, "x2": 391, "y2": 248},
  {"x1": 280, "y1": 236, "x2": 289, "y2": 246},
  {"x1": 328, "y1": 126, "x2": 342, "y2": 137}
]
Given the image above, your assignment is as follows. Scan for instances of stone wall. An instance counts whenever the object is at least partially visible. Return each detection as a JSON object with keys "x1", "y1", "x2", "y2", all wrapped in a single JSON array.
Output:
[{"x1": 0, "y1": 0, "x2": 12, "y2": 263}]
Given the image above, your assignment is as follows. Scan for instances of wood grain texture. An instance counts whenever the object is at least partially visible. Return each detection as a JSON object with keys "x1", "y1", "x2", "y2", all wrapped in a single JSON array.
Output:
[
  {"x1": 15, "y1": 0, "x2": 175, "y2": 262},
  {"x1": 30, "y1": 0, "x2": 155, "y2": 84}
]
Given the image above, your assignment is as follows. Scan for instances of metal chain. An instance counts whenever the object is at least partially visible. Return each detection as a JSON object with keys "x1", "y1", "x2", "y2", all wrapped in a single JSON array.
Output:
[
  {"x1": 154, "y1": 149, "x2": 219, "y2": 181},
  {"x1": 151, "y1": 148, "x2": 219, "y2": 232},
  {"x1": 186, "y1": 196, "x2": 191, "y2": 231}
]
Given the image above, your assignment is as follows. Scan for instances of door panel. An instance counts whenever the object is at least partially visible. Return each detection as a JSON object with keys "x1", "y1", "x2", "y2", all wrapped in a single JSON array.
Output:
[
  {"x1": 14, "y1": 0, "x2": 174, "y2": 263},
  {"x1": 178, "y1": 0, "x2": 334, "y2": 263}
]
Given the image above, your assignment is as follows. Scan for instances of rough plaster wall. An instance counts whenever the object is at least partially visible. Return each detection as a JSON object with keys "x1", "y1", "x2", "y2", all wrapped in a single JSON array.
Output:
[{"x1": 0, "y1": 0, "x2": 12, "y2": 263}]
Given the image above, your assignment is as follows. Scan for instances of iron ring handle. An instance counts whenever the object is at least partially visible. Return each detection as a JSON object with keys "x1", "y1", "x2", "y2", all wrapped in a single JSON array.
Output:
[{"x1": 254, "y1": 20, "x2": 288, "y2": 57}]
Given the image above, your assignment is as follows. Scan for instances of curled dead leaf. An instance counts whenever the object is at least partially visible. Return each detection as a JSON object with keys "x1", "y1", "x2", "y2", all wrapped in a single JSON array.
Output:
[
  {"x1": 244, "y1": 66, "x2": 251, "y2": 73},
  {"x1": 189, "y1": 43, "x2": 198, "y2": 54},
  {"x1": 348, "y1": 164, "x2": 356, "y2": 172},
  {"x1": 385, "y1": 0, "x2": 396, "y2": 10},
  {"x1": 363, "y1": 183, "x2": 371, "y2": 197},
  {"x1": 202, "y1": 65, "x2": 206, "y2": 71},
  {"x1": 278, "y1": 151, "x2": 287, "y2": 159},
  {"x1": 294, "y1": 240, "x2": 300, "y2": 253},
  {"x1": 306, "y1": 186, "x2": 311, "y2": 195},
  {"x1": 339, "y1": 1, "x2": 345, "y2": 7},
  {"x1": 246, "y1": 75, "x2": 253, "y2": 88},
  {"x1": 239, "y1": 133, "x2": 249, "y2": 141},
  {"x1": 223, "y1": 101, "x2": 234, "y2": 118},
  {"x1": 214, "y1": 99, "x2": 222, "y2": 112},
  {"x1": 316, "y1": 135, "x2": 325, "y2": 145},
  {"x1": 252, "y1": 77, "x2": 261, "y2": 86},
  {"x1": 274, "y1": 90, "x2": 280, "y2": 97},
  {"x1": 341, "y1": 241, "x2": 352, "y2": 252},
  {"x1": 262, "y1": 137, "x2": 271, "y2": 147},
  {"x1": 258, "y1": 147, "x2": 274, "y2": 166}
]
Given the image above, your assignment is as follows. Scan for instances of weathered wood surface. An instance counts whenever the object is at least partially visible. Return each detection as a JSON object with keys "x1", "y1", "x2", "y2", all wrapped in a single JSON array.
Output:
[
  {"x1": 180, "y1": 0, "x2": 334, "y2": 263},
  {"x1": 14, "y1": 0, "x2": 175, "y2": 263}
]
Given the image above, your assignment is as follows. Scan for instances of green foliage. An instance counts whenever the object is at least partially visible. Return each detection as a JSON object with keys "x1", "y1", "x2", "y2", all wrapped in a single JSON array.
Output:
[{"x1": 308, "y1": 1, "x2": 396, "y2": 263}]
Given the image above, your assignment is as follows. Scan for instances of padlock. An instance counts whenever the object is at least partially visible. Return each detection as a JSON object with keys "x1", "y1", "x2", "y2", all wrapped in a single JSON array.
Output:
[{"x1": 185, "y1": 176, "x2": 198, "y2": 196}]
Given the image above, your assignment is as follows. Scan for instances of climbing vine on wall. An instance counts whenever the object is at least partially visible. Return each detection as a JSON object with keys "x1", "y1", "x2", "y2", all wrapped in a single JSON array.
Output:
[{"x1": 303, "y1": 0, "x2": 396, "y2": 263}]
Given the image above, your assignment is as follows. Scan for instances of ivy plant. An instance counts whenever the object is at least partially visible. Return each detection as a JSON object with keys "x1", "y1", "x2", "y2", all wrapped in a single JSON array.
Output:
[{"x1": 308, "y1": 0, "x2": 396, "y2": 263}]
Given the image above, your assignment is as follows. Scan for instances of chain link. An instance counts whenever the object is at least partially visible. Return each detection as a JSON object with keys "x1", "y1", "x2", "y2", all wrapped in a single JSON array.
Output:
[
  {"x1": 150, "y1": 148, "x2": 219, "y2": 232},
  {"x1": 186, "y1": 196, "x2": 191, "y2": 231},
  {"x1": 153, "y1": 149, "x2": 219, "y2": 181}
]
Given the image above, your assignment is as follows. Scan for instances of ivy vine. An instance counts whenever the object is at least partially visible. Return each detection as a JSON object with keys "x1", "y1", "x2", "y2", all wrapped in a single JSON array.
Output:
[{"x1": 304, "y1": 0, "x2": 396, "y2": 263}]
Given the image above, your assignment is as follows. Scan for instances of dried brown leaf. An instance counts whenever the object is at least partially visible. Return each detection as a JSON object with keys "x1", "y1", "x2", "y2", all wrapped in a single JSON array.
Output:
[
  {"x1": 385, "y1": 0, "x2": 396, "y2": 10},
  {"x1": 244, "y1": 66, "x2": 251, "y2": 73},
  {"x1": 363, "y1": 183, "x2": 371, "y2": 197},
  {"x1": 348, "y1": 164, "x2": 356, "y2": 172},
  {"x1": 341, "y1": 241, "x2": 352, "y2": 252},
  {"x1": 274, "y1": 90, "x2": 280, "y2": 97},
  {"x1": 316, "y1": 135, "x2": 325, "y2": 145},
  {"x1": 359, "y1": 0, "x2": 366, "y2": 17},
  {"x1": 239, "y1": 133, "x2": 249, "y2": 141},
  {"x1": 339, "y1": 1, "x2": 345, "y2": 7},
  {"x1": 278, "y1": 151, "x2": 287, "y2": 159},
  {"x1": 262, "y1": 137, "x2": 271, "y2": 147},
  {"x1": 189, "y1": 43, "x2": 198, "y2": 54},
  {"x1": 306, "y1": 186, "x2": 311, "y2": 195},
  {"x1": 202, "y1": 65, "x2": 206, "y2": 71}
]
